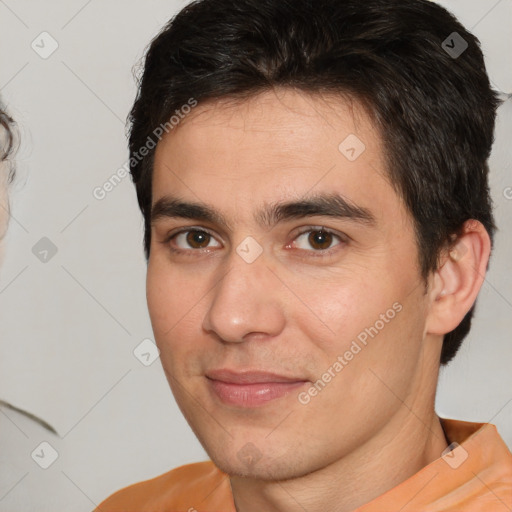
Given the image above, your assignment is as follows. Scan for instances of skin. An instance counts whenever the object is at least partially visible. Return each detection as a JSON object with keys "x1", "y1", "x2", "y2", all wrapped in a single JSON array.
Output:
[{"x1": 147, "y1": 88, "x2": 490, "y2": 512}]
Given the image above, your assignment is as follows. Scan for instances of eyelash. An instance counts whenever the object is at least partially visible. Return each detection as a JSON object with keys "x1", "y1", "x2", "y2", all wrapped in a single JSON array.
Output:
[{"x1": 162, "y1": 226, "x2": 347, "y2": 259}]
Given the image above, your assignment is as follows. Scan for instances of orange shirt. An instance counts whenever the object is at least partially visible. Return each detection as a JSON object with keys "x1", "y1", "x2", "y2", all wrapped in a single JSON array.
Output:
[{"x1": 95, "y1": 418, "x2": 512, "y2": 511}]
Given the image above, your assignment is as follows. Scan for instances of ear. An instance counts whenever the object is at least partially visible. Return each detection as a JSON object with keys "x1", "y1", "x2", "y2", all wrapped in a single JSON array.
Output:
[{"x1": 425, "y1": 220, "x2": 491, "y2": 335}]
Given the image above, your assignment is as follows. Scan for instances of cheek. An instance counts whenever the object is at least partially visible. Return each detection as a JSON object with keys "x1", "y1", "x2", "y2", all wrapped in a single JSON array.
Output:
[
  {"x1": 147, "y1": 256, "x2": 200, "y2": 334},
  {"x1": 146, "y1": 258, "x2": 210, "y2": 373},
  {"x1": 286, "y1": 264, "x2": 426, "y2": 385},
  {"x1": 146, "y1": 259, "x2": 172, "y2": 337},
  {"x1": 284, "y1": 267, "x2": 393, "y2": 351},
  {"x1": 291, "y1": 278, "x2": 427, "y2": 431}
]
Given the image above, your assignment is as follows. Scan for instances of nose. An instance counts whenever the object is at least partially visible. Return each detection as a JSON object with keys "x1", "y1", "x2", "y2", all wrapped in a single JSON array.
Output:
[{"x1": 202, "y1": 246, "x2": 286, "y2": 343}]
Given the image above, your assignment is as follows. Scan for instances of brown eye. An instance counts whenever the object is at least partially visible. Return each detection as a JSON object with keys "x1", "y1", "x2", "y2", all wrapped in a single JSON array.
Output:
[
  {"x1": 307, "y1": 230, "x2": 333, "y2": 250},
  {"x1": 292, "y1": 228, "x2": 344, "y2": 253},
  {"x1": 185, "y1": 230, "x2": 211, "y2": 248},
  {"x1": 170, "y1": 229, "x2": 221, "y2": 251}
]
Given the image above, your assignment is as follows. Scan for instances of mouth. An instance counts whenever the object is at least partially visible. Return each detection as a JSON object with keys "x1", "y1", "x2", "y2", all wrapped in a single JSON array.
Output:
[{"x1": 205, "y1": 369, "x2": 309, "y2": 407}]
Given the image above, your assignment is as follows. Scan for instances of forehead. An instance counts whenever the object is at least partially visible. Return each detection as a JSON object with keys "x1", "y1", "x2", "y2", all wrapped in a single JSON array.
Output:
[
  {"x1": 155, "y1": 88, "x2": 380, "y2": 166},
  {"x1": 151, "y1": 88, "x2": 406, "y2": 231}
]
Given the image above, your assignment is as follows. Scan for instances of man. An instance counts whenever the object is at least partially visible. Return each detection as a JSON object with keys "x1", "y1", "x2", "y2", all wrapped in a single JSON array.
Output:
[{"x1": 96, "y1": 0, "x2": 512, "y2": 510}]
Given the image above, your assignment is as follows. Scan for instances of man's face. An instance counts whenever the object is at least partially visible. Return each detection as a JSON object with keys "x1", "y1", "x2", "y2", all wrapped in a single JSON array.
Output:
[{"x1": 147, "y1": 89, "x2": 436, "y2": 479}]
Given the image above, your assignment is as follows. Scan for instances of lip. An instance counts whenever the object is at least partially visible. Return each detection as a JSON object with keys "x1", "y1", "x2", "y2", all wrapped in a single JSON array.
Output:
[
  {"x1": 206, "y1": 369, "x2": 306, "y2": 384},
  {"x1": 206, "y1": 369, "x2": 309, "y2": 407}
]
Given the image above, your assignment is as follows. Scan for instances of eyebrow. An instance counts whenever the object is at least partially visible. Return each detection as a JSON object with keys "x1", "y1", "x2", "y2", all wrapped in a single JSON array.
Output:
[{"x1": 150, "y1": 193, "x2": 376, "y2": 231}]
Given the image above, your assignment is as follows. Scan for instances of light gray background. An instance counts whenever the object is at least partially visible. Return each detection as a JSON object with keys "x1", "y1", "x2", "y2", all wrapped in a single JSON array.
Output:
[{"x1": 0, "y1": 1, "x2": 510, "y2": 510}]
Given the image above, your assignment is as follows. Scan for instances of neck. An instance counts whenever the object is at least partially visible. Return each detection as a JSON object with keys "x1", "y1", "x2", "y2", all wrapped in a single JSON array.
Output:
[
  {"x1": 229, "y1": 355, "x2": 449, "y2": 512},
  {"x1": 231, "y1": 411, "x2": 448, "y2": 512}
]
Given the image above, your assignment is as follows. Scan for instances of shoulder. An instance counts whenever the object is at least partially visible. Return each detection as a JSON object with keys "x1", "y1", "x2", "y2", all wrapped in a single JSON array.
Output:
[{"x1": 95, "y1": 460, "x2": 234, "y2": 512}]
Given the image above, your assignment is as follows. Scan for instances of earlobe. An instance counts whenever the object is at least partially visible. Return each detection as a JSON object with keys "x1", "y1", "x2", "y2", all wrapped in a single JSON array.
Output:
[{"x1": 426, "y1": 220, "x2": 491, "y2": 335}]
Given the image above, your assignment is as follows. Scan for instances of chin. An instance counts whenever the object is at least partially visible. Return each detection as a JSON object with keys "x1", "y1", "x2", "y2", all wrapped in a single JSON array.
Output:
[
  {"x1": 214, "y1": 457, "x2": 294, "y2": 481},
  {"x1": 204, "y1": 443, "x2": 314, "y2": 482}
]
